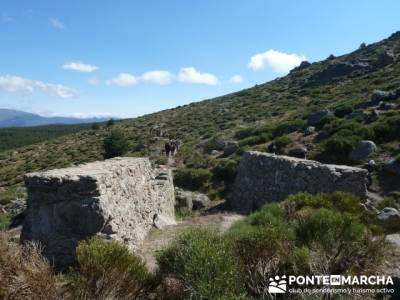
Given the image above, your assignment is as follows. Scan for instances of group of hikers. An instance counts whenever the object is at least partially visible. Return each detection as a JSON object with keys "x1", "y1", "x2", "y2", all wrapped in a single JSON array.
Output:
[{"x1": 164, "y1": 140, "x2": 179, "y2": 157}]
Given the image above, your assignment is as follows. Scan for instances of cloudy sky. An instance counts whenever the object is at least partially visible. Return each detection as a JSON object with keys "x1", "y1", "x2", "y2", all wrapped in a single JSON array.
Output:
[{"x1": 0, "y1": 0, "x2": 399, "y2": 118}]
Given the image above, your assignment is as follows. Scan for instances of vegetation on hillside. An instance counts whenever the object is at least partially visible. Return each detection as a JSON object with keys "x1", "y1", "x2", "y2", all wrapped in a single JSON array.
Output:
[
  {"x1": 0, "y1": 123, "x2": 93, "y2": 152},
  {"x1": 1, "y1": 192, "x2": 392, "y2": 299},
  {"x1": 0, "y1": 32, "x2": 399, "y2": 202}
]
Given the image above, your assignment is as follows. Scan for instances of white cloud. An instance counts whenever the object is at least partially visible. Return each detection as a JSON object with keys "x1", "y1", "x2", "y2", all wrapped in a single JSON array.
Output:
[
  {"x1": 248, "y1": 49, "x2": 306, "y2": 73},
  {"x1": 230, "y1": 75, "x2": 243, "y2": 84},
  {"x1": 178, "y1": 67, "x2": 219, "y2": 85},
  {"x1": 108, "y1": 68, "x2": 220, "y2": 87},
  {"x1": 107, "y1": 73, "x2": 138, "y2": 87},
  {"x1": 88, "y1": 77, "x2": 100, "y2": 85},
  {"x1": 1, "y1": 13, "x2": 15, "y2": 23},
  {"x1": 62, "y1": 62, "x2": 99, "y2": 73},
  {"x1": 0, "y1": 75, "x2": 78, "y2": 98},
  {"x1": 49, "y1": 17, "x2": 64, "y2": 30},
  {"x1": 139, "y1": 70, "x2": 174, "y2": 85}
]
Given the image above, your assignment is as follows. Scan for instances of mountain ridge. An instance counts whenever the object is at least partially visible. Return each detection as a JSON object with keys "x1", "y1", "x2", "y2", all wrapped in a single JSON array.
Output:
[{"x1": 0, "y1": 108, "x2": 113, "y2": 128}]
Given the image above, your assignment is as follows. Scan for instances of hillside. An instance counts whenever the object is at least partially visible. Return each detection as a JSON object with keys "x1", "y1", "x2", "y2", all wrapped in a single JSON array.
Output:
[
  {"x1": 0, "y1": 109, "x2": 112, "y2": 128},
  {"x1": 0, "y1": 31, "x2": 400, "y2": 200}
]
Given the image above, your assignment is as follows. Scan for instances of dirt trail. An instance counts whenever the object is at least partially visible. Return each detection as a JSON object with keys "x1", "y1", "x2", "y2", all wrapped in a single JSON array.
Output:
[{"x1": 137, "y1": 211, "x2": 245, "y2": 272}]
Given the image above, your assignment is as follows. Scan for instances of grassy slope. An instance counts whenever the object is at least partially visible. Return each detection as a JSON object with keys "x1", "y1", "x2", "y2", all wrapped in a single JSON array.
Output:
[{"x1": 0, "y1": 32, "x2": 399, "y2": 193}]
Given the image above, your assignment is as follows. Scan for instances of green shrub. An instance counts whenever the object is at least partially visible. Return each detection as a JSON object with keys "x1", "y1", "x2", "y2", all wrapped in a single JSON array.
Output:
[
  {"x1": 274, "y1": 135, "x2": 293, "y2": 150},
  {"x1": 227, "y1": 192, "x2": 386, "y2": 297},
  {"x1": 334, "y1": 104, "x2": 354, "y2": 118},
  {"x1": 238, "y1": 135, "x2": 268, "y2": 147},
  {"x1": 377, "y1": 192, "x2": 400, "y2": 210},
  {"x1": 272, "y1": 119, "x2": 306, "y2": 137},
  {"x1": 66, "y1": 238, "x2": 154, "y2": 300},
  {"x1": 371, "y1": 116, "x2": 400, "y2": 143},
  {"x1": 323, "y1": 129, "x2": 360, "y2": 163},
  {"x1": 212, "y1": 159, "x2": 240, "y2": 182},
  {"x1": 157, "y1": 229, "x2": 246, "y2": 299},
  {"x1": 103, "y1": 130, "x2": 129, "y2": 159},
  {"x1": 0, "y1": 186, "x2": 25, "y2": 206},
  {"x1": 235, "y1": 127, "x2": 256, "y2": 139},
  {"x1": 0, "y1": 213, "x2": 10, "y2": 231},
  {"x1": 174, "y1": 168, "x2": 212, "y2": 190}
]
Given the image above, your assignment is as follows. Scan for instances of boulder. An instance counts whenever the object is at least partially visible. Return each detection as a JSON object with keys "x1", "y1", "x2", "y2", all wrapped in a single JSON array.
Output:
[
  {"x1": 175, "y1": 188, "x2": 193, "y2": 211},
  {"x1": 230, "y1": 152, "x2": 368, "y2": 213},
  {"x1": 222, "y1": 141, "x2": 239, "y2": 156},
  {"x1": 175, "y1": 188, "x2": 210, "y2": 210},
  {"x1": 309, "y1": 61, "x2": 370, "y2": 84},
  {"x1": 379, "y1": 102, "x2": 397, "y2": 110},
  {"x1": 308, "y1": 110, "x2": 332, "y2": 126},
  {"x1": 349, "y1": 140, "x2": 377, "y2": 162},
  {"x1": 304, "y1": 126, "x2": 316, "y2": 136},
  {"x1": 287, "y1": 144, "x2": 308, "y2": 159},
  {"x1": 373, "y1": 50, "x2": 395, "y2": 68},
  {"x1": 371, "y1": 90, "x2": 397, "y2": 102},
  {"x1": 21, "y1": 157, "x2": 175, "y2": 269},
  {"x1": 291, "y1": 61, "x2": 311, "y2": 72},
  {"x1": 369, "y1": 109, "x2": 380, "y2": 121},
  {"x1": 385, "y1": 159, "x2": 400, "y2": 176},
  {"x1": 345, "y1": 111, "x2": 369, "y2": 121},
  {"x1": 378, "y1": 208, "x2": 400, "y2": 231}
]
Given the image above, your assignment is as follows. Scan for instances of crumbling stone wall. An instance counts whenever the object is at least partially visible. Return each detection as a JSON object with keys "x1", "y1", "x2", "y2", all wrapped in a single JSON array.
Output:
[
  {"x1": 21, "y1": 157, "x2": 175, "y2": 268},
  {"x1": 230, "y1": 151, "x2": 368, "y2": 213}
]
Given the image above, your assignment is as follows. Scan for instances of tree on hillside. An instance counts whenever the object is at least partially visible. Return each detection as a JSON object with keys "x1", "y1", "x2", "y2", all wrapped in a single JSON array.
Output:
[
  {"x1": 103, "y1": 130, "x2": 129, "y2": 159},
  {"x1": 106, "y1": 119, "x2": 115, "y2": 127}
]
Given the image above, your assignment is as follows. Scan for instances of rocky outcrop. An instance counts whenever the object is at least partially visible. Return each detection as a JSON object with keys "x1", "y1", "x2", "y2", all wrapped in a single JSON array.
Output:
[
  {"x1": 385, "y1": 159, "x2": 400, "y2": 176},
  {"x1": 378, "y1": 208, "x2": 400, "y2": 231},
  {"x1": 230, "y1": 152, "x2": 368, "y2": 213},
  {"x1": 287, "y1": 144, "x2": 308, "y2": 159},
  {"x1": 21, "y1": 157, "x2": 175, "y2": 269},
  {"x1": 307, "y1": 110, "x2": 332, "y2": 126},
  {"x1": 175, "y1": 188, "x2": 210, "y2": 211},
  {"x1": 349, "y1": 140, "x2": 377, "y2": 162}
]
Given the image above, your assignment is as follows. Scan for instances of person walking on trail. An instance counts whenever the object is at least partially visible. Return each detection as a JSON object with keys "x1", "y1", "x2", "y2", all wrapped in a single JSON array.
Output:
[
  {"x1": 363, "y1": 160, "x2": 376, "y2": 189},
  {"x1": 171, "y1": 142, "x2": 177, "y2": 156},
  {"x1": 164, "y1": 142, "x2": 171, "y2": 157}
]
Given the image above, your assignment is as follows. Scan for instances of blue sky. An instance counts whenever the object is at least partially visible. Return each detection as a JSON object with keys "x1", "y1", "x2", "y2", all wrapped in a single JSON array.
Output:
[{"x1": 0, "y1": 0, "x2": 399, "y2": 118}]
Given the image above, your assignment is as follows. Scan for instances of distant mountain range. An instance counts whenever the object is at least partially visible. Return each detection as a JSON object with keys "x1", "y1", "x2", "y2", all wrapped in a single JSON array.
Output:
[{"x1": 0, "y1": 109, "x2": 113, "y2": 128}]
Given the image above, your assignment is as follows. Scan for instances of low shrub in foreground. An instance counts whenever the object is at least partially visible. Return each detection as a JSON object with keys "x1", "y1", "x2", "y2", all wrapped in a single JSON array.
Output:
[
  {"x1": 0, "y1": 232, "x2": 58, "y2": 300},
  {"x1": 65, "y1": 238, "x2": 155, "y2": 300},
  {"x1": 161, "y1": 192, "x2": 386, "y2": 299},
  {"x1": 157, "y1": 229, "x2": 247, "y2": 299},
  {"x1": 229, "y1": 192, "x2": 386, "y2": 298}
]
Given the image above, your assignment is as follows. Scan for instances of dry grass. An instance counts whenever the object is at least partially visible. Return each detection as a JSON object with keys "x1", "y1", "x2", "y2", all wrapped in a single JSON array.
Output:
[{"x1": 0, "y1": 232, "x2": 58, "y2": 300}]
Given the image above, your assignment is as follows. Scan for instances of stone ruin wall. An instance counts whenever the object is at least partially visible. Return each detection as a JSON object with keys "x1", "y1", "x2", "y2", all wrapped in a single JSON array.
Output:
[
  {"x1": 230, "y1": 151, "x2": 368, "y2": 213},
  {"x1": 21, "y1": 157, "x2": 175, "y2": 268}
]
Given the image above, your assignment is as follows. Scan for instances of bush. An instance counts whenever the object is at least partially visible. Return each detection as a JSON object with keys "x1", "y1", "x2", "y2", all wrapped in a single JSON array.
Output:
[
  {"x1": 157, "y1": 229, "x2": 246, "y2": 299},
  {"x1": 174, "y1": 168, "x2": 212, "y2": 190},
  {"x1": 272, "y1": 119, "x2": 306, "y2": 137},
  {"x1": 0, "y1": 232, "x2": 58, "y2": 299},
  {"x1": 227, "y1": 192, "x2": 386, "y2": 297},
  {"x1": 238, "y1": 135, "x2": 268, "y2": 147},
  {"x1": 65, "y1": 238, "x2": 154, "y2": 300},
  {"x1": 274, "y1": 135, "x2": 293, "y2": 150},
  {"x1": 323, "y1": 129, "x2": 360, "y2": 163},
  {"x1": 371, "y1": 116, "x2": 400, "y2": 143},
  {"x1": 0, "y1": 213, "x2": 10, "y2": 230},
  {"x1": 103, "y1": 130, "x2": 129, "y2": 159},
  {"x1": 377, "y1": 192, "x2": 400, "y2": 210},
  {"x1": 334, "y1": 104, "x2": 354, "y2": 118},
  {"x1": 212, "y1": 159, "x2": 239, "y2": 182}
]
